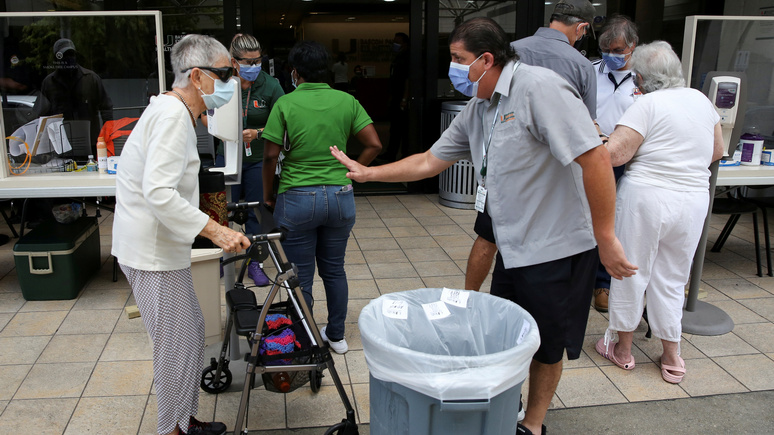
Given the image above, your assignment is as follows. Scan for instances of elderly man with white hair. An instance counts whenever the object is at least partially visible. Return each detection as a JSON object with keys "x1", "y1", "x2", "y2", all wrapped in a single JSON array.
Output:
[{"x1": 595, "y1": 41, "x2": 724, "y2": 384}]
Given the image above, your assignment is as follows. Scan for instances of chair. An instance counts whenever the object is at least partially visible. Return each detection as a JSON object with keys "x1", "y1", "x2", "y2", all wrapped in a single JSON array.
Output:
[
  {"x1": 739, "y1": 186, "x2": 774, "y2": 276},
  {"x1": 711, "y1": 191, "x2": 772, "y2": 277}
]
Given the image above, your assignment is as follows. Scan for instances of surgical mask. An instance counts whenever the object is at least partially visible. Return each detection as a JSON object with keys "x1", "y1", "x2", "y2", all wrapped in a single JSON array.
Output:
[
  {"x1": 448, "y1": 54, "x2": 485, "y2": 97},
  {"x1": 239, "y1": 64, "x2": 261, "y2": 81},
  {"x1": 601, "y1": 52, "x2": 628, "y2": 71},
  {"x1": 199, "y1": 71, "x2": 235, "y2": 109},
  {"x1": 393, "y1": 43, "x2": 402, "y2": 53}
]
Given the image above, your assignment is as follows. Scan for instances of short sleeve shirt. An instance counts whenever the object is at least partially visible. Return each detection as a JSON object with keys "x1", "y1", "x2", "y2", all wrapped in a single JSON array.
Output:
[
  {"x1": 430, "y1": 61, "x2": 600, "y2": 268},
  {"x1": 262, "y1": 82, "x2": 372, "y2": 193},
  {"x1": 511, "y1": 28, "x2": 597, "y2": 118},
  {"x1": 593, "y1": 59, "x2": 637, "y2": 136}
]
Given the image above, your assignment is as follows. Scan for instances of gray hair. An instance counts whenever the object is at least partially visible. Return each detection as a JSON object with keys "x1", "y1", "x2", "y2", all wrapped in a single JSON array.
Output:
[
  {"x1": 630, "y1": 41, "x2": 685, "y2": 93},
  {"x1": 230, "y1": 33, "x2": 262, "y2": 60},
  {"x1": 171, "y1": 34, "x2": 230, "y2": 88},
  {"x1": 598, "y1": 15, "x2": 638, "y2": 51}
]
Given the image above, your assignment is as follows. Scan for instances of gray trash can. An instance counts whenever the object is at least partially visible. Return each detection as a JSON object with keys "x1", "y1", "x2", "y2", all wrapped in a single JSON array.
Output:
[
  {"x1": 359, "y1": 288, "x2": 540, "y2": 435},
  {"x1": 438, "y1": 101, "x2": 477, "y2": 209}
]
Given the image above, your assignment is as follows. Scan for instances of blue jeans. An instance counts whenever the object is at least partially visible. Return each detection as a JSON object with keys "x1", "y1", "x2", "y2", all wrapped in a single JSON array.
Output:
[
  {"x1": 216, "y1": 156, "x2": 263, "y2": 235},
  {"x1": 275, "y1": 185, "x2": 356, "y2": 341}
]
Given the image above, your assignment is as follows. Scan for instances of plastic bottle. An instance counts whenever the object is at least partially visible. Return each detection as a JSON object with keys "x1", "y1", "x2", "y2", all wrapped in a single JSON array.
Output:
[
  {"x1": 86, "y1": 155, "x2": 98, "y2": 172},
  {"x1": 96, "y1": 137, "x2": 108, "y2": 174},
  {"x1": 272, "y1": 372, "x2": 291, "y2": 393}
]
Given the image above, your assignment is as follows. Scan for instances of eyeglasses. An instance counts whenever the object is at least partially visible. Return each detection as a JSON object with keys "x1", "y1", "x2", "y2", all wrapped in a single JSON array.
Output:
[
  {"x1": 181, "y1": 66, "x2": 235, "y2": 82},
  {"x1": 235, "y1": 57, "x2": 261, "y2": 66}
]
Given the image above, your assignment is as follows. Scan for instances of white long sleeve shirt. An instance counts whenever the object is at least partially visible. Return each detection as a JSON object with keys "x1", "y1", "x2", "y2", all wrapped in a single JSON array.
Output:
[{"x1": 112, "y1": 94, "x2": 210, "y2": 271}]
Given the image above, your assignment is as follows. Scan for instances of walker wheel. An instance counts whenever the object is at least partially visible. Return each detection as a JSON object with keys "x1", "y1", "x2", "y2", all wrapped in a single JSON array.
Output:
[
  {"x1": 200, "y1": 365, "x2": 232, "y2": 394},
  {"x1": 310, "y1": 369, "x2": 323, "y2": 393}
]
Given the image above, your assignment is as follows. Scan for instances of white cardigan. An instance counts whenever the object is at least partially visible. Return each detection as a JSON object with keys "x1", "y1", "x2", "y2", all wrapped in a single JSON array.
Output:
[{"x1": 112, "y1": 94, "x2": 210, "y2": 271}]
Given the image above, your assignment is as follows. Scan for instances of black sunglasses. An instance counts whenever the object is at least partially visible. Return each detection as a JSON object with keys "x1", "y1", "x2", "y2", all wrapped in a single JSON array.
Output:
[{"x1": 181, "y1": 66, "x2": 235, "y2": 82}]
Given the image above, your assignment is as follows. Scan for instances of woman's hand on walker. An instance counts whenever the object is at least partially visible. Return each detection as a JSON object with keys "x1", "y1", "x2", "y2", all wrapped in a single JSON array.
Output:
[
  {"x1": 330, "y1": 146, "x2": 369, "y2": 183},
  {"x1": 201, "y1": 219, "x2": 251, "y2": 254}
]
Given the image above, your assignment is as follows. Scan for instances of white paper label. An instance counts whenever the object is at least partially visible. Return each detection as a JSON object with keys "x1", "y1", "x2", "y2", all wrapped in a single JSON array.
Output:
[
  {"x1": 475, "y1": 185, "x2": 487, "y2": 213},
  {"x1": 516, "y1": 319, "x2": 531, "y2": 345},
  {"x1": 382, "y1": 300, "x2": 408, "y2": 319},
  {"x1": 441, "y1": 288, "x2": 469, "y2": 308},
  {"x1": 422, "y1": 301, "x2": 451, "y2": 320}
]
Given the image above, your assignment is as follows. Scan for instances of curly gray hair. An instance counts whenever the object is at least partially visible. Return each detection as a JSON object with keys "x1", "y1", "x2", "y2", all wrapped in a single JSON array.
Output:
[{"x1": 630, "y1": 41, "x2": 685, "y2": 94}]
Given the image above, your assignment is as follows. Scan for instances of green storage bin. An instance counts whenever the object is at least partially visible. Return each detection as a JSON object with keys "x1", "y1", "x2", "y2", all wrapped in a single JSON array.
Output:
[{"x1": 13, "y1": 217, "x2": 101, "y2": 300}]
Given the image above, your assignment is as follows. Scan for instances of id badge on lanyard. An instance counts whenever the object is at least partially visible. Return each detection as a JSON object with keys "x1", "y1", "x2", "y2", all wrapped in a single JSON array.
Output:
[{"x1": 477, "y1": 98, "x2": 501, "y2": 213}]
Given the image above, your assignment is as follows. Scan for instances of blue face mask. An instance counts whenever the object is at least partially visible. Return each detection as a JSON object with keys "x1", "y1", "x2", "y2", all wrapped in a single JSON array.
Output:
[
  {"x1": 239, "y1": 64, "x2": 261, "y2": 82},
  {"x1": 448, "y1": 54, "x2": 485, "y2": 97},
  {"x1": 393, "y1": 43, "x2": 402, "y2": 53},
  {"x1": 601, "y1": 52, "x2": 629, "y2": 71},
  {"x1": 199, "y1": 71, "x2": 235, "y2": 109}
]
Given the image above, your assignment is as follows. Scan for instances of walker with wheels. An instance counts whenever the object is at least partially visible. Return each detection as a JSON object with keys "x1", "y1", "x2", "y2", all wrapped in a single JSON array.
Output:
[{"x1": 199, "y1": 201, "x2": 358, "y2": 435}]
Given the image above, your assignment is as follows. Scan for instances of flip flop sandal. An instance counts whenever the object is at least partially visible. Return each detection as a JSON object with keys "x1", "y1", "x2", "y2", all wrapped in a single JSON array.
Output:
[
  {"x1": 660, "y1": 356, "x2": 686, "y2": 384},
  {"x1": 595, "y1": 337, "x2": 635, "y2": 370}
]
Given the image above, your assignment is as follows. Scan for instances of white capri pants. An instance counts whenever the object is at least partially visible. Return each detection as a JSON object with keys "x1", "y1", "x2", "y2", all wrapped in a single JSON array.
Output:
[{"x1": 608, "y1": 178, "x2": 709, "y2": 342}]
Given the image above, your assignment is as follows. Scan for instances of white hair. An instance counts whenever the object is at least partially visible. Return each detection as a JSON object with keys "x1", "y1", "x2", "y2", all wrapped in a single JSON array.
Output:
[
  {"x1": 630, "y1": 41, "x2": 685, "y2": 93},
  {"x1": 170, "y1": 34, "x2": 230, "y2": 88}
]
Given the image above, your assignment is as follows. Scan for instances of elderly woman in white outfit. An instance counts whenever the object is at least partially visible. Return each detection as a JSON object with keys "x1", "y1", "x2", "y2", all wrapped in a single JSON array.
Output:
[
  {"x1": 112, "y1": 35, "x2": 250, "y2": 435},
  {"x1": 595, "y1": 41, "x2": 724, "y2": 384}
]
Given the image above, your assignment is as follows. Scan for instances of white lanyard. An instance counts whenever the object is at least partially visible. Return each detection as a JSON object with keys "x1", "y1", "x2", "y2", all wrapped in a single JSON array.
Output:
[{"x1": 480, "y1": 98, "x2": 501, "y2": 186}]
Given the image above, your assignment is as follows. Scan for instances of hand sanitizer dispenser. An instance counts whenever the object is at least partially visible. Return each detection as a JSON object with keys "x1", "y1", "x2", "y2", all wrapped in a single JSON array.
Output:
[
  {"x1": 206, "y1": 77, "x2": 243, "y2": 185},
  {"x1": 707, "y1": 76, "x2": 741, "y2": 158}
]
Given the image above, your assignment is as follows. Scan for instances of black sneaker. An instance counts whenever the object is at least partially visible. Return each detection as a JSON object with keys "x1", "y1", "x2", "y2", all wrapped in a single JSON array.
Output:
[{"x1": 187, "y1": 417, "x2": 226, "y2": 435}]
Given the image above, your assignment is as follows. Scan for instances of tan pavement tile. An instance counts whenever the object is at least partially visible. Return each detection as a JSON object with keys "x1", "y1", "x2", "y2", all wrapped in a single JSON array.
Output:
[
  {"x1": 733, "y1": 322, "x2": 774, "y2": 353},
  {"x1": 415, "y1": 260, "x2": 463, "y2": 278},
  {"x1": 421, "y1": 275, "x2": 466, "y2": 290},
  {"x1": 634, "y1": 335, "x2": 703, "y2": 362},
  {"x1": 347, "y1": 279, "x2": 380, "y2": 300},
  {"x1": 424, "y1": 224, "x2": 465, "y2": 236},
  {"x1": 353, "y1": 218, "x2": 386, "y2": 229},
  {"x1": 0, "y1": 336, "x2": 50, "y2": 364},
  {"x1": 432, "y1": 234, "x2": 475, "y2": 249},
  {"x1": 18, "y1": 298, "x2": 77, "y2": 312},
  {"x1": 99, "y1": 332, "x2": 152, "y2": 361},
  {"x1": 389, "y1": 226, "x2": 430, "y2": 238},
  {"x1": 15, "y1": 362, "x2": 92, "y2": 399},
  {"x1": 0, "y1": 313, "x2": 11, "y2": 332},
  {"x1": 64, "y1": 395, "x2": 146, "y2": 435},
  {"x1": 0, "y1": 274, "x2": 21, "y2": 293},
  {"x1": 381, "y1": 217, "x2": 421, "y2": 227},
  {"x1": 343, "y1": 264, "x2": 373, "y2": 280},
  {"x1": 444, "y1": 245, "x2": 474, "y2": 261},
  {"x1": 395, "y1": 236, "x2": 439, "y2": 250},
  {"x1": 344, "y1": 350, "x2": 369, "y2": 385},
  {"x1": 71, "y1": 288, "x2": 131, "y2": 311},
  {"x1": 705, "y1": 278, "x2": 772, "y2": 299},
  {"x1": 699, "y1": 262, "x2": 742, "y2": 280},
  {"x1": 113, "y1": 312, "x2": 148, "y2": 334},
  {"x1": 402, "y1": 247, "x2": 449, "y2": 263},
  {"x1": 0, "y1": 398, "x2": 78, "y2": 435},
  {"x1": 375, "y1": 277, "x2": 425, "y2": 294},
  {"x1": 214, "y1": 389, "x2": 287, "y2": 431},
  {"x1": 415, "y1": 216, "x2": 456, "y2": 226},
  {"x1": 563, "y1": 349, "x2": 596, "y2": 369},
  {"x1": 351, "y1": 382, "x2": 370, "y2": 424},
  {"x1": 38, "y1": 333, "x2": 108, "y2": 363},
  {"x1": 0, "y1": 365, "x2": 31, "y2": 400},
  {"x1": 686, "y1": 332, "x2": 758, "y2": 357},
  {"x1": 678, "y1": 358, "x2": 748, "y2": 396},
  {"x1": 739, "y1": 297, "x2": 774, "y2": 322},
  {"x1": 83, "y1": 361, "x2": 153, "y2": 396},
  {"x1": 368, "y1": 262, "x2": 418, "y2": 279},
  {"x1": 0, "y1": 310, "x2": 67, "y2": 337},
  {"x1": 138, "y1": 394, "x2": 158, "y2": 434},
  {"x1": 556, "y1": 366, "x2": 628, "y2": 407},
  {"x1": 710, "y1": 299, "x2": 767, "y2": 324},
  {"x1": 344, "y1": 249, "x2": 366, "y2": 265},
  {"x1": 352, "y1": 227, "x2": 392, "y2": 239},
  {"x1": 714, "y1": 354, "x2": 774, "y2": 391},
  {"x1": 0, "y1": 292, "x2": 24, "y2": 313},
  {"x1": 56, "y1": 309, "x2": 121, "y2": 335},
  {"x1": 362, "y1": 249, "x2": 408, "y2": 264},
  {"x1": 286, "y1": 385, "x2": 349, "y2": 429},
  {"x1": 373, "y1": 209, "x2": 412, "y2": 219},
  {"x1": 600, "y1": 362, "x2": 689, "y2": 401},
  {"x1": 585, "y1": 310, "x2": 610, "y2": 336},
  {"x1": 355, "y1": 238, "x2": 399, "y2": 251}
]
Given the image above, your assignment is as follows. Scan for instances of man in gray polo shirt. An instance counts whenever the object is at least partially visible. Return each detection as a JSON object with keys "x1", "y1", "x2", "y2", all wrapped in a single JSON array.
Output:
[
  {"x1": 465, "y1": 0, "x2": 599, "y2": 294},
  {"x1": 331, "y1": 17, "x2": 637, "y2": 435}
]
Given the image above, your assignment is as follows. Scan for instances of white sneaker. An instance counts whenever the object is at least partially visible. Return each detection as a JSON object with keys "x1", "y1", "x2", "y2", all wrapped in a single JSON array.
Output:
[{"x1": 320, "y1": 326, "x2": 348, "y2": 354}]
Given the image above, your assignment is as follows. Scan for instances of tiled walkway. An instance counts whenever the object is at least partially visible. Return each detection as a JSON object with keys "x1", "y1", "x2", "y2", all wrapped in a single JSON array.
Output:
[{"x1": 0, "y1": 194, "x2": 773, "y2": 434}]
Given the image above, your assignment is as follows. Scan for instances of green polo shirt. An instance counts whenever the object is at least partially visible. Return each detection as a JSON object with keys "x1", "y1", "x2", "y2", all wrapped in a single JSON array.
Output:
[{"x1": 262, "y1": 82, "x2": 372, "y2": 194}]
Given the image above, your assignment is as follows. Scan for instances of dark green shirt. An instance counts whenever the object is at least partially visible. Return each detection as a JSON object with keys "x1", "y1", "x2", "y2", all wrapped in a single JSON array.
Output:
[
  {"x1": 262, "y1": 82, "x2": 372, "y2": 194},
  {"x1": 216, "y1": 70, "x2": 285, "y2": 163}
]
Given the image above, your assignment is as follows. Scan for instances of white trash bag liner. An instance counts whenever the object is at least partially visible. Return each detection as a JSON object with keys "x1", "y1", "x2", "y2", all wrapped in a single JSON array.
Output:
[{"x1": 359, "y1": 288, "x2": 540, "y2": 401}]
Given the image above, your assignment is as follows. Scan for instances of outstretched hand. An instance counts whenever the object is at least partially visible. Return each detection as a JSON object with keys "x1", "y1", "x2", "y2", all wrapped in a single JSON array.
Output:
[
  {"x1": 330, "y1": 146, "x2": 370, "y2": 183},
  {"x1": 599, "y1": 236, "x2": 638, "y2": 280}
]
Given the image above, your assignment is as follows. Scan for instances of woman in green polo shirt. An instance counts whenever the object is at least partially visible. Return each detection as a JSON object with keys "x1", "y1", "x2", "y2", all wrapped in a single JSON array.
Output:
[{"x1": 262, "y1": 41, "x2": 382, "y2": 354}]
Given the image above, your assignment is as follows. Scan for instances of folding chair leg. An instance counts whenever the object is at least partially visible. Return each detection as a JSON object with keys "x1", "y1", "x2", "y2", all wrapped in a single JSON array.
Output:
[
  {"x1": 0, "y1": 206, "x2": 19, "y2": 238},
  {"x1": 753, "y1": 212, "x2": 762, "y2": 277},
  {"x1": 712, "y1": 214, "x2": 741, "y2": 252}
]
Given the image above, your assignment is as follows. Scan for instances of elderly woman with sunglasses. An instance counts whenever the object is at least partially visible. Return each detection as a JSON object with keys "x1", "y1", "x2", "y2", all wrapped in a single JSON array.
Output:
[{"x1": 112, "y1": 34, "x2": 250, "y2": 435}]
